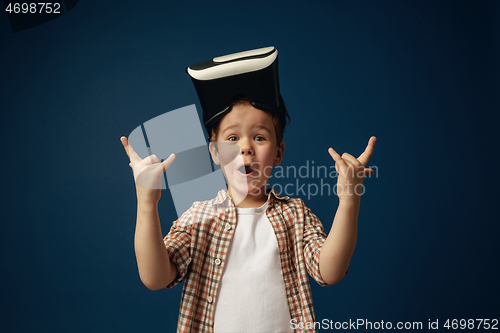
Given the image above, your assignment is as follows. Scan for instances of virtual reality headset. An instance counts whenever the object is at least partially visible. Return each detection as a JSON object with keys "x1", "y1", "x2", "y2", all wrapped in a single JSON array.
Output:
[{"x1": 186, "y1": 46, "x2": 287, "y2": 129}]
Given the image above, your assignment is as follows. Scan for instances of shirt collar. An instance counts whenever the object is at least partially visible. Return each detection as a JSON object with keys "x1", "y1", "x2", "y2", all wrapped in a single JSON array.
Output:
[
  {"x1": 211, "y1": 187, "x2": 289, "y2": 207},
  {"x1": 266, "y1": 187, "x2": 290, "y2": 203}
]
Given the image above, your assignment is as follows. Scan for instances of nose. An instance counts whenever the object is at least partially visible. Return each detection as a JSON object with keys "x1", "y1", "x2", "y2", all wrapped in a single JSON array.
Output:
[{"x1": 239, "y1": 138, "x2": 254, "y2": 155}]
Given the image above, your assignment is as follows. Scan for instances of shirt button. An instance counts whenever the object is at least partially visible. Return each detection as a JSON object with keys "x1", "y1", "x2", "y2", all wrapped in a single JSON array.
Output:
[
  {"x1": 207, "y1": 296, "x2": 213, "y2": 303},
  {"x1": 224, "y1": 223, "x2": 231, "y2": 231},
  {"x1": 215, "y1": 258, "x2": 221, "y2": 266}
]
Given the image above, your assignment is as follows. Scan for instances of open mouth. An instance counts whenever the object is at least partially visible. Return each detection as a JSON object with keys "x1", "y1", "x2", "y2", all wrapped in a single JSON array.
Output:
[{"x1": 237, "y1": 164, "x2": 255, "y2": 176}]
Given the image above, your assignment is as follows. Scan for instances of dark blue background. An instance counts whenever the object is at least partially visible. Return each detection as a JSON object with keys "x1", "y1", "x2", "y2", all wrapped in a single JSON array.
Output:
[{"x1": 1, "y1": 1, "x2": 499, "y2": 332}]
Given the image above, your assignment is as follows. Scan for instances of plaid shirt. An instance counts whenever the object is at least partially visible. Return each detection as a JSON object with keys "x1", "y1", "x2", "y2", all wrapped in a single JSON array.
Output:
[{"x1": 164, "y1": 188, "x2": 333, "y2": 333}]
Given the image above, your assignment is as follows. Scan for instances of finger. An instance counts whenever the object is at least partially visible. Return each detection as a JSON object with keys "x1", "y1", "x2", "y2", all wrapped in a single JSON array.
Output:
[
  {"x1": 358, "y1": 136, "x2": 376, "y2": 166},
  {"x1": 148, "y1": 154, "x2": 161, "y2": 164},
  {"x1": 161, "y1": 154, "x2": 176, "y2": 172},
  {"x1": 136, "y1": 163, "x2": 165, "y2": 189},
  {"x1": 364, "y1": 168, "x2": 374, "y2": 177},
  {"x1": 342, "y1": 152, "x2": 361, "y2": 167},
  {"x1": 120, "y1": 136, "x2": 142, "y2": 165},
  {"x1": 328, "y1": 147, "x2": 348, "y2": 169},
  {"x1": 129, "y1": 163, "x2": 132, "y2": 168}
]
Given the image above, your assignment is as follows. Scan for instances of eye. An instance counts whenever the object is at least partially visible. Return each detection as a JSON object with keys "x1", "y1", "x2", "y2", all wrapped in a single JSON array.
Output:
[
  {"x1": 255, "y1": 136, "x2": 265, "y2": 142},
  {"x1": 228, "y1": 136, "x2": 238, "y2": 142}
]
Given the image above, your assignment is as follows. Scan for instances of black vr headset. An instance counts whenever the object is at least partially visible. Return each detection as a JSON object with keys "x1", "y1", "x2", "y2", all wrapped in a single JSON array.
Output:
[{"x1": 186, "y1": 46, "x2": 288, "y2": 131}]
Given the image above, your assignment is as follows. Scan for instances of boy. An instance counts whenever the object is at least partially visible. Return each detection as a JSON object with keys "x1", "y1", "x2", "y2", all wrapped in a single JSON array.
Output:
[{"x1": 120, "y1": 47, "x2": 376, "y2": 332}]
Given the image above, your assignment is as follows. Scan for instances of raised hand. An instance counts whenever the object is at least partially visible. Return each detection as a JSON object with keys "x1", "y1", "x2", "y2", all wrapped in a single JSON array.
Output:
[
  {"x1": 120, "y1": 136, "x2": 176, "y2": 204},
  {"x1": 328, "y1": 136, "x2": 376, "y2": 202}
]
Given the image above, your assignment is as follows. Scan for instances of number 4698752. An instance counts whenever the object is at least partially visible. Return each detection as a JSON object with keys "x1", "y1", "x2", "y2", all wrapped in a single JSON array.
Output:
[
  {"x1": 5, "y1": 3, "x2": 62, "y2": 14},
  {"x1": 443, "y1": 319, "x2": 498, "y2": 330}
]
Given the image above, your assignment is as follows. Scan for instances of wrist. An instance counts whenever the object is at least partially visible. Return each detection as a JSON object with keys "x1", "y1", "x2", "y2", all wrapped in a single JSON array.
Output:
[
  {"x1": 136, "y1": 186, "x2": 161, "y2": 205},
  {"x1": 137, "y1": 200, "x2": 159, "y2": 211},
  {"x1": 338, "y1": 197, "x2": 361, "y2": 209},
  {"x1": 336, "y1": 198, "x2": 361, "y2": 224}
]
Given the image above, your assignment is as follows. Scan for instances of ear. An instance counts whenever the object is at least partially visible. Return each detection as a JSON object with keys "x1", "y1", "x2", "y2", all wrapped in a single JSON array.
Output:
[
  {"x1": 209, "y1": 142, "x2": 220, "y2": 165},
  {"x1": 274, "y1": 141, "x2": 285, "y2": 165}
]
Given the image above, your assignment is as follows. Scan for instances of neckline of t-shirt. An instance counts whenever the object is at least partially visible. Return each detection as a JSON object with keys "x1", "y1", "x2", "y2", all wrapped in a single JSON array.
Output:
[{"x1": 235, "y1": 201, "x2": 269, "y2": 215}]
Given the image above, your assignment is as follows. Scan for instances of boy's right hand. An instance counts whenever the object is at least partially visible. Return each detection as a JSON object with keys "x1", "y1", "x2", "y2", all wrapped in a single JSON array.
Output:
[{"x1": 120, "y1": 136, "x2": 175, "y2": 204}]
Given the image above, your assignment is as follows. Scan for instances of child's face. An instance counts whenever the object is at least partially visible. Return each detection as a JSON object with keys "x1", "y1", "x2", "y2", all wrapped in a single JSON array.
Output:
[{"x1": 209, "y1": 102, "x2": 285, "y2": 202}]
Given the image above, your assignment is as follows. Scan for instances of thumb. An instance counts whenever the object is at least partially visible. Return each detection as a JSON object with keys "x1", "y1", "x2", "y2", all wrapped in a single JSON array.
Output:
[
  {"x1": 162, "y1": 154, "x2": 176, "y2": 172},
  {"x1": 364, "y1": 168, "x2": 374, "y2": 177}
]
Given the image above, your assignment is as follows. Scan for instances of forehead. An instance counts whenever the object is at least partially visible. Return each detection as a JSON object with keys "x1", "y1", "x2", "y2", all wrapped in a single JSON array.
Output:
[{"x1": 219, "y1": 103, "x2": 274, "y2": 131}]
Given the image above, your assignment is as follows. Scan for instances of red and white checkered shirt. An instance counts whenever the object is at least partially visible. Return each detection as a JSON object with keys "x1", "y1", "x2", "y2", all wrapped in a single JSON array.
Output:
[{"x1": 164, "y1": 188, "x2": 335, "y2": 333}]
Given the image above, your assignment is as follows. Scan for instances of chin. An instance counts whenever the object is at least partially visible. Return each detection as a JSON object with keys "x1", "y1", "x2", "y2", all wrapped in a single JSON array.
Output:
[
  {"x1": 229, "y1": 179, "x2": 265, "y2": 198},
  {"x1": 246, "y1": 181, "x2": 268, "y2": 197}
]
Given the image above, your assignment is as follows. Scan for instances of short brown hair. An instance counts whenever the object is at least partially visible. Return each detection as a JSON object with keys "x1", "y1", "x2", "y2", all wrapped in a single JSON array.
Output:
[{"x1": 207, "y1": 97, "x2": 290, "y2": 144}]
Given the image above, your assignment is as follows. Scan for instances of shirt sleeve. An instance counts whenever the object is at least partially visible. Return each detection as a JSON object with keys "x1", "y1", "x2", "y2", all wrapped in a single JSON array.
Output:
[
  {"x1": 301, "y1": 200, "x2": 329, "y2": 287},
  {"x1": 301, "y1": 200, "x2": 348, "y2": 286},
  {"x1": 163, "y1": 207, "x2": 194, "y2": 289}
]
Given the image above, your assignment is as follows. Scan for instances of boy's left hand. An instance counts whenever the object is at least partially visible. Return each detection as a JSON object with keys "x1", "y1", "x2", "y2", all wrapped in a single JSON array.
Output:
[{"x1": 328, "y1": 136, "x2": 376, "y2": 202}]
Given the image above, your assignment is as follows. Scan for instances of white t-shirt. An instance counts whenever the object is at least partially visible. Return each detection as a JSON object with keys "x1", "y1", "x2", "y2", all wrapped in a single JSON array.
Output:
[{"x1": 213, "y1": 201, "x2": 293, "y2": 333}]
